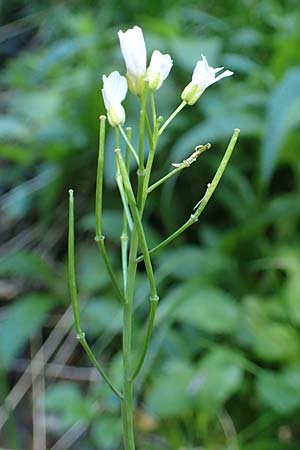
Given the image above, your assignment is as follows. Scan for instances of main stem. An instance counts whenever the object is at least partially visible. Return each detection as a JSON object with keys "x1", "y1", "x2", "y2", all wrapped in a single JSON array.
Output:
[
  {"x1": 122, "y1": 92, "x2": 148, "y2": 448},
  {"x1": 122, "y1": 228, "x2": 139, "y2": 450}
]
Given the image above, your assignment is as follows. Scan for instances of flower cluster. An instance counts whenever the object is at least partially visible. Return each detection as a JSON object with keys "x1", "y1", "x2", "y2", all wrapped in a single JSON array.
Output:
[{"x1": 102, "y1": 25, "x2": 233, "y2": 127}]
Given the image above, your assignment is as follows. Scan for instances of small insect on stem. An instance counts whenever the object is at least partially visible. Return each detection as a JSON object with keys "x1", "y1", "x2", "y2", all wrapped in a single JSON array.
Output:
[
  {"x1": 172, "y1": 143, "x2": 211, "y2": 168},
  {"x1": 194, "y1": 182, "x2": 211, "y2": 210}
]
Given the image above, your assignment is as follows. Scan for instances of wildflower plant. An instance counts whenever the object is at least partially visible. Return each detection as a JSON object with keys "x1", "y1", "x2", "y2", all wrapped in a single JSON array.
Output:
[{"x1": 68, "y1": 25, "x2": 239, "y2": 450}]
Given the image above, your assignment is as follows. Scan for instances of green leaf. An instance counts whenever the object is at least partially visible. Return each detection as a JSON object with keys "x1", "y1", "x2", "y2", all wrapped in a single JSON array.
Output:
[
  {"x1": 36, "y1": 36, "x2": 94, "y2": 78},
  {"x1": 242, "y1": 440, "x2": 285, "y2": 450},
  {"x1": 0, "y1": 144, "x2": 30, "y2": 164},
  {"x1": 156, "y1": 246, "x2": 231, "y2": 282},
  {"x1": 192, "y1": 349, "x2": 243, "y2": 413},
  {"x1": 256, "y1": 367, "x2": 300, "y2": 415},
  {"x1": 250, "y1": 323, "x2": 299, "y2": 362},
  {"x1": 283, "y1": 274, "x2": 300, "y2": 326},
  {"x1": 0, "y1": 250, "x2": 56, "y2": 287},
  {"x1": 90, "y1": 416, "x2": 122, "y2": 450},
  {"x1": 261, "y1": 68, "x2": 300, "y2": 182},
  {"x1": 0, "y1": 294, "x2": 56, "y2": 369},
  {"x1": 145, "y1": 349, "x2": 242, "y2": 419},
  {"x1": 145, "y1": 360, "x2": 194, "y2": 418},
  {"x1": 238, "y1": 296, "x2": 300, "y2": 362},
  {"x1": 174, "y1": 287, "x2": 239, "y2": 334}
]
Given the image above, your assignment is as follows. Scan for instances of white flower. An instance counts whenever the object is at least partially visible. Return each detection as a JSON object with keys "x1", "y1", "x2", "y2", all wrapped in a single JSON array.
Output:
[
  {"x1": 102, "y1": 71, "x2": 128, "y2": 127},
  {"x1": 181, "y1": 54, "x2": 233, "y2": 105},
  {"x1": 146, "y1": 50, "x2": 173, "y2": 91},
  {"x1": 118, "y1": 26, "x2": 147, "y2": 96}
]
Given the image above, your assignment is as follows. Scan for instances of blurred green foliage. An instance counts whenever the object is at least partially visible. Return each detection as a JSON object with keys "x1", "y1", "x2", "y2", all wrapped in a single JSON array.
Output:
[{"x1": 1, "y1": 0, "x2": 300, "y2": 449}]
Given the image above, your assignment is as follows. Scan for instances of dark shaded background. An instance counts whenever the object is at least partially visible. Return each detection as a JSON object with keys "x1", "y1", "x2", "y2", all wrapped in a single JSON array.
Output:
[{"x1": 1, "y1": 0, "x2": 300, "y2": 449}]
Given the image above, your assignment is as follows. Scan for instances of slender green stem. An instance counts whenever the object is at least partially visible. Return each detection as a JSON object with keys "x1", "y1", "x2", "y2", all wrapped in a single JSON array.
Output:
[
  {"x1": 145, "y1": 113, "x2": 153, "y2": 146},
  {"x1": 125, "y1": 128, "x2": 132, "y2": 171},
  {"x1": 158, "y1": 100, "x2": 186, "y2": 136},
  {"x1": 115, "y1": 127, "x2": 120, "y2": 149},
  {"x1": 68, "y1": 190, "x2": 81, "y2": 332},
  {"x1": 120, "y1": 231, "x2": 128, "y2": 293},
  {"x1": 120, "y1": 127, "x2": 132, "y2": 293},
  {"x1": 95, "y1": 235, "x2": 125, "y2": 303},
  {"x1": 120, "y1": 107, "x2": 151, "y2": 449},
  {"x1": 124, "y1": 95, "x2": 160, "y2": 383},
  {"x1": 130, "y1": 296, "x2": 158, "y2": 381},
  {"x1": 120, "y1": 120, "x2": 147, "y2": 449},
  {"x1": 148, "y1": 165, "x2": 183, "y2": 194},
  {"x1": 122, "y1": 229, "x2": 138, "y2": 450},
  {"x1": 116, "y1": 172, "x2": 134, "y2": 231},
  {"x1": 141, "y1": 120, "x2": 160, "y2": 210},
  {"x1": 136, "y1": 88, "x2": 148, "y2": 209},
  {"x1": 68, "y1": 190, "x2": 123, "y2": 399},
  {"x1": 119, "y1": 125, "x2": 139, "y2": 164},
  {"x1": 95, "y1": 117, "x2": 125, "y2": 302},
  {"x1": 137, "y1": 129, "x2": 240, "y2": 262},
  {"x1": 150, "y1": 91, "x2": 156, "y2": 127},
  {"x1": 139, "y1": 92, "x2": 161, "y2": 211},
  {"x1": 116, "y1": 149, "x2": 157, "y2": 298},
  {"x1": 79, "y1": 334, "x2": 123, "y2": 399},
  {"x1": 120, "y1": 91, "x2": 160, "y2": 450},
  {"x1": 138, "y1": 86, "x2": 148, "y2": 170},
  {"x1": 95, "y1": 115, "x2": 106, "y2": 236},
  {"x1": 116, "y1": 126, "x2": 133, "y2": 231}
]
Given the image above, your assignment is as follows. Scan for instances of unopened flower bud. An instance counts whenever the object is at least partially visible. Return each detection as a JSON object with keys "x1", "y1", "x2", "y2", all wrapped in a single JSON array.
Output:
[
  {"x1": 146, "y1": 50, "x2": 173, "y2": 91},
  {"x1": 107, "y1": 104, "x2": 126, "y2": 127}
]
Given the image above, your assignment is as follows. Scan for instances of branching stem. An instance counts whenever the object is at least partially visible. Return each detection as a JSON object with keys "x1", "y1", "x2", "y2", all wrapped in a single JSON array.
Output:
[
  {"x1": 137, "y1": 129, "x2": 240, "y2": 262},
  {"x1": 68, "y1": 190, "x2": 123, "y2": 399}
]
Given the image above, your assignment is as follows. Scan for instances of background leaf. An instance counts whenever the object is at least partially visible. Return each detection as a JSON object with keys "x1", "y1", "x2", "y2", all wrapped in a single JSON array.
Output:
[
  {"x1": 0, "y1": 294, "x2": 56, "y2": 369},
  {"x1": 261, "y1": 68, "x2": 300, "y2": 182}
]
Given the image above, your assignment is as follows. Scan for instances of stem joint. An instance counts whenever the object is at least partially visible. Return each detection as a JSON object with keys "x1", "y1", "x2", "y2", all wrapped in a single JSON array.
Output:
[
  {"x1": 76, "y1": 331, "x2": 86, "y2": 341},
  {"x1": 95, "y1": 234, "x2": 105, "y2": 242}
]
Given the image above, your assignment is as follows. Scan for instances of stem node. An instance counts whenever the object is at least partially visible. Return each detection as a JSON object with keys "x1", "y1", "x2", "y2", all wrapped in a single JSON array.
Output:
[
  {"x1": 76, "y1": 331, "x2": 85, "y2": 341},
  {"x1": 95, "y1": 234, "x2": 105, "y2": 242}
]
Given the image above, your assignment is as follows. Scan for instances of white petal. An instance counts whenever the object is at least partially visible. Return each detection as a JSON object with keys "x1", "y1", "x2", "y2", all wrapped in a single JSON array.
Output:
[
  {"x1": 102, "y1": 75, "x2": 110, "y2": 109},
  {"x1": 102, "y1": 71, "x2": 128, "y2": 109},
  {"x1": 158, "y1": 52, "x2": 173, "y2": 81},
  {"x1": 147, "y1": 50, "x2": 173, "y2": 90},
  {"x1": 201, "y1": 54, "x2": 210, "y2": 71},
  {"x1": 118, "y1": 26, "x2": 147, "y2": 77},
  {"x1": 192, "y1": 59, "x2": 212, "y2": 84},
  {"x1": 192, "y1": 55, "x2": 233, "y2": 89},
  {"x1": 183, "y1": 54, "x2": 233, "y2": 104},
  {"x1": 207, "y1": 69, "x2": 234, "y2": 87}
]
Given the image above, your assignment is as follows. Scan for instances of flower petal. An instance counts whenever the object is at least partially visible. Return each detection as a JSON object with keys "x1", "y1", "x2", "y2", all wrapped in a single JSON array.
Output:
[
  {"x1": 147, "y1": 50, "x2": 173, "y2": 90},
  {"x1": 207, "y1": 69, "x2": 234, "y2": 87},
  {"x1": 102, "y1": 71, "x2": 128, "y2": 109},
  {"x1": 182, "y1": 54, "x2": 233, "y2": 105},
  {"x1": 118, "y1": 26, "x2": 147, "y2": 77}
]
